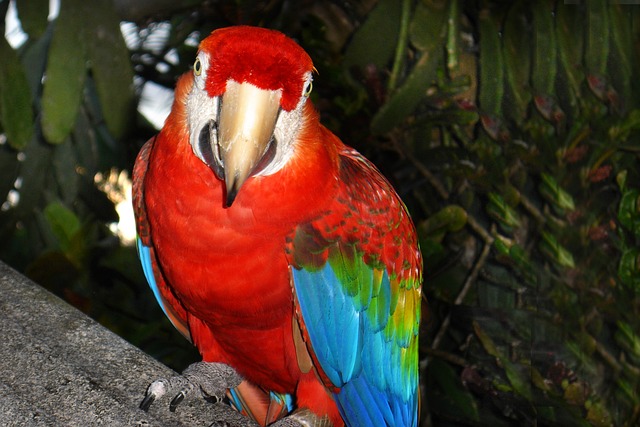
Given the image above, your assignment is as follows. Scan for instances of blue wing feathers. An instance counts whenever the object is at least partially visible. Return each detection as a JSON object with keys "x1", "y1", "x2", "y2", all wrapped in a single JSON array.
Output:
[
  {"x1": 136, "y1": 238, "x2": 166, "y2": 318},
  {"x1": 292, "y1": 259, "x2": 418, "y2": 427},
  {"x1": 368, "y1": 271, "x2": 391, "y2": 332},
  {"x1": 136, "y1": 236, "x2": 191, "y2": 341},
  {"x1": 294, "y1": 264, "x2": 362, "y2": 387}
]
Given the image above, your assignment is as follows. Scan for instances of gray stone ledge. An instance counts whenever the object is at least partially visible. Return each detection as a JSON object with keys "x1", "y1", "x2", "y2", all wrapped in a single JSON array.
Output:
[{"x1": 0, "y1": 261, "x2": 250, "y2": 426}]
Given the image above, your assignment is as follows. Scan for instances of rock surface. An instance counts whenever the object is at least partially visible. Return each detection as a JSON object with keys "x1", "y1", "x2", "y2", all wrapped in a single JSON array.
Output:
[{"x1": 0, "y1": 261, "x2": 253, "y2": 426}]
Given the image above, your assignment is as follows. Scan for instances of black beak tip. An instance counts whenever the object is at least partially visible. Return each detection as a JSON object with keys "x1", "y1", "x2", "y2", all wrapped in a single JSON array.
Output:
[{"x1": 224, "y1": 186, "x2": 239, "y2": 208}]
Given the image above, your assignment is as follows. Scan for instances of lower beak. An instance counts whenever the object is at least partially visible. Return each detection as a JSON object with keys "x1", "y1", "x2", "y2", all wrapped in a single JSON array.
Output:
[{"x1": 218, "y1": 80, "x2": 281, "y2": 206}]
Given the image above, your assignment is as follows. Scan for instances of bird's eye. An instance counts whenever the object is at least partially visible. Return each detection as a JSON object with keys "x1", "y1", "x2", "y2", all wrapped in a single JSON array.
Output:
[
  {"x1": 193, "y1": 58, "x2": 202, "y2": 76},
  {"x1": 303, "y1": 81, "x2": 312, "y2": 97}
]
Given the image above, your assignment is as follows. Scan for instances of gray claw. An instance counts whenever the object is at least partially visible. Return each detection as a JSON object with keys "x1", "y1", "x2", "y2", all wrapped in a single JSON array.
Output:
[
  {"x1": 169, "y1": 391, "x2": 185, "y2": 412},
  {"x1": 139, "y1": 393, "x2": 155, "y2": 412},
  {"x1": 139, "y1": 362, "x2": 243, "y2": 413},
  {"x1": 139, "y1": 378, "x2": 169, "y2": 411}
]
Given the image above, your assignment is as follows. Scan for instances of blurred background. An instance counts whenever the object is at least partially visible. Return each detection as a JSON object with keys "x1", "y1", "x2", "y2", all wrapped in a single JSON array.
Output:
[{"x1": 1, "y1": 0, "x2": 639, "y2": 425}]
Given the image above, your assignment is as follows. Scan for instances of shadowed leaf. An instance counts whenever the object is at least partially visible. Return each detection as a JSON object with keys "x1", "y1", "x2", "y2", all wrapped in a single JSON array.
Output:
[
  {"x1": 15, "y1": 0, "x2": 49, "y2": 39},
  {"x1": 0, "y1": 37, "x2": 33, "y2": 149},
  {"x1": 85, "y1": 0, "x2": 135, "y2": 140}
]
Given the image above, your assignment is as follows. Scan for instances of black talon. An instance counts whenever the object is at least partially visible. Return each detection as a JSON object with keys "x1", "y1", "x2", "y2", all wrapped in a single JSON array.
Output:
[
  {"x1": 169, "y1": 391, "x2": 185, "y2": 412},
  {"x1": 139, "y1": 394, "x2": 155, "y2": 412}
]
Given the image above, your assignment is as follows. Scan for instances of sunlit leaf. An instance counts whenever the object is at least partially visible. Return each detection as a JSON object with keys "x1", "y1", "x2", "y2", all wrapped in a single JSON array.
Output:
[
  {"x1": 41, "y1": 0, "x2": 87, "y2": 144},
  {"x1": 539, "y1": 173, "x2": 575, "y2": 212},
  {"x1": 539, "y1": 231, "x2": 575, "y2": 269},
  {"x1": 486, "y1": 192, "x2": 520, "y2": 229}
]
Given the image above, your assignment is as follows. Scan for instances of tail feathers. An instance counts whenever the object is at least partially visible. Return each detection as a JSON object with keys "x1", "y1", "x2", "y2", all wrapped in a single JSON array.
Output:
[{"x1": 227, "y1": 381, "x2": 293, "y2": 426}]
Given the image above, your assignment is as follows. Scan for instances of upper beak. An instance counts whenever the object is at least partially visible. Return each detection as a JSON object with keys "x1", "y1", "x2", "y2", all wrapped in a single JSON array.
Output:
[{"x1": 218, "y1": 80, "x2": 281, "y2": 206}]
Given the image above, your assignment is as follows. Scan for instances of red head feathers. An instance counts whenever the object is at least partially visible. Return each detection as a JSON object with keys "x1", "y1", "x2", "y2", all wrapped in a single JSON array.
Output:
[{"x1": 199, "y1": 26, "x2": 314, "y2": 111}]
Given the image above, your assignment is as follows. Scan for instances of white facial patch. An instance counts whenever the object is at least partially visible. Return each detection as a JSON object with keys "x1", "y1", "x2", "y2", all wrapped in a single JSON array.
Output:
[
  {"x1": 256, "y1": 71, "x2": 313, "y2": 176},
  {"x1": 186, "y1": 52, "x2": 221, "y2": 165}
]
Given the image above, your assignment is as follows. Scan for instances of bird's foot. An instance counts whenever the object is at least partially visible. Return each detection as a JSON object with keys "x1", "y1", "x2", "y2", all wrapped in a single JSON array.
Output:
[{"x1": 140, "y1": 361, "x2": 243, "y2": 412}]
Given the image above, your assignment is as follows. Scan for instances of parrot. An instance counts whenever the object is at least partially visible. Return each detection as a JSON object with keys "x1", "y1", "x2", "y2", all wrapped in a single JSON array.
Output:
[{"x1": 133, "y1": 25, "x2": 422, "y2": 427}]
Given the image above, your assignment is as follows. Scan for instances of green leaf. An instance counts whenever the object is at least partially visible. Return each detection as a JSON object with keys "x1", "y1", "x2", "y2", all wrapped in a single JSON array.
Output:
[
  {"x1": 478, "y1": 10, "x2": 504, "y2": 117},
  {"x1": 419, "y1": 205, "x2": 468, "y2": 238},
  {"x1": 618, "y1": 248, "x2": 640, "y2": 291},
  {"x1": 486, "y1": 192, "x2": 521, "y2": 229},
  {"x1": 608, "y1": 2, "x2": 632, "y2": 101},
  {"x1": 52, "y1": 138, "x2": 79, "y2": 205},
  {"x1": 445, "y1": 0, "x2": 461, "y2": 73},
  {"x1": 618, "y1": 189, "x2": 640, "y2": 235},
  {"x1": 41, "y1": 0, "x2": 87, "y2": 144},
  {"x1": 371, "y1": 50, "x2": 442, "y2": 134},
  {"x1": 370, "y1": 2, "x2": 446, "y2": 134},
  {"x1": 539, "y1": 231, "x2": 575, "y2": 269},
  {"x1": 539, "y1": 173, "x2": 575, "y2": 212},
  {"x1": 409, "y1": 1, "x2": 447, "y2": 52},
  {"x1": 494, "y1": 236, "x2": 535, "y2": 282},
  {"x1": 531, "y1": 0, "x2": 556, "y2": 95},
  {"x1": 555, "y1": 2, "x2": 584, "y2": 93},
  {"x1": 585, "y1": 0, "x2": 609, "y2": 75},
  {"x1": 585, "y1": 399, "x2": 613, "y2": 427},
  {"x1": 15, "y1": 0, "x2": 50, "y2": 39},
  {"x1": 610, "y1": 109, "x2": 640, "y2": 141},
  {"x1": 20, "y1": 25, "x2": 53, "y2": 96},
  {"x1": 343, "y1": 0, "x2": 402, "y2": 69},
  {"x1": 0, "y1": 37, "x2": 34, "y2": 149},
  {"x1": 555, "y1": 2, "x2": 585, "y2": 116},
  {"x1": 43, "y1": 201, "x2": 81, "y2": 253},
  {"x1": 615, "y1": 321, "x2": 640, "y2": 361},
  {"x1": 85, "y1": 0, "x2": 135, "y2": 140},
  {"x1": 502, "y1": 1, "x2": 531, "y2": 124},
  {"x1": 616, "y1": 170, "x2": 628, "y2": 192}
]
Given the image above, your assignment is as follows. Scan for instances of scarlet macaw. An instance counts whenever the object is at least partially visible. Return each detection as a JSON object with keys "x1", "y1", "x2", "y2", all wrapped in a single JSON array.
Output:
[{"x1": 133, "y1": 26, "x2": 422, "y2": 427}]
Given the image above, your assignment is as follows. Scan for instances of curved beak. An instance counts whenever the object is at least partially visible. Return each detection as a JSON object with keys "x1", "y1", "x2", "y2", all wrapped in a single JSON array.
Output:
[{"x1": 218, "y1": 80, "x2": 281, "y2": 206}]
